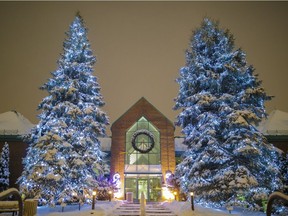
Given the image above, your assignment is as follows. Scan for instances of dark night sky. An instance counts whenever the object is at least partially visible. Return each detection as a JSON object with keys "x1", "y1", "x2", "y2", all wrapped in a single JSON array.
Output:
[{"x1": 0, "y1": 1, "x2": 287, "y2": 136}]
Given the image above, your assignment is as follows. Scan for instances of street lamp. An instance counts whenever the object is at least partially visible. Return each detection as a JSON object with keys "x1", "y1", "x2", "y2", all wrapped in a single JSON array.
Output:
[
  {"x1": 190, "y1": 192, "x2": 194, "y2": 211},
  {"x1": 92, "y1": 190, "x2": 96, "y2": 210}
]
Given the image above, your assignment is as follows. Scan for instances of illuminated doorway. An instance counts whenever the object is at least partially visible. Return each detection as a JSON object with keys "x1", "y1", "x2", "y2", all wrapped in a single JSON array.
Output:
[
  {"x1": 125, "y1": 174, "x2": 162, "y2": 202},
  {"x1": 124, "y1": 117, "x2": 162, "y2": 202}
]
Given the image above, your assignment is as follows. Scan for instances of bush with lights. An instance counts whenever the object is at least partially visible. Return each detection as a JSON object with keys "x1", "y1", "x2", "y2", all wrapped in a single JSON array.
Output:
[
  {"x1": 94, "y1": 175, "x2": 117, "y2": 201},
  {"x1": 174, "y1": 18, "x2": 285, "y2": 211},
  {"x1": 18, "y1": 12, "x2": 109, "y2": 206}
]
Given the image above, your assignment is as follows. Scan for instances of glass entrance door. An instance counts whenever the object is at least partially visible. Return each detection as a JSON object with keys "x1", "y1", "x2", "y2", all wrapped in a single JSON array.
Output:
[
  {"x1": 138, "y1": 179, "x2": 148, "y2": 200},
  {"x1": 125, "y1": 175, "x2": 162, "y2": 202}
]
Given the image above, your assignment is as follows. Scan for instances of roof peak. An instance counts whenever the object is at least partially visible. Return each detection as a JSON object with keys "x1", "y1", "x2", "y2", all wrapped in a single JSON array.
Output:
[{"x1": 111, "y1": 97, "x2": 174, "y2": 130}]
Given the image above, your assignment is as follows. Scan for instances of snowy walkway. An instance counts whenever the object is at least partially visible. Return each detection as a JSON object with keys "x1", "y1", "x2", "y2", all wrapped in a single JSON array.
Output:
[
  {"x1": 23, "y1": 201, "x2": 266, "y2": 216},
  {"x1": 111, "y1": 202, "x2": 177, "y2": 216}
]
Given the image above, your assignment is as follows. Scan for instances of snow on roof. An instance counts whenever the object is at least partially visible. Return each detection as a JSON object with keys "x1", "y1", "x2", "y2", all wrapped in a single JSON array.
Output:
[
  {"x1": 99, "y1": 137, "x2": 111, "y2": 151},
  {"x1": 257, "y1": 109, "x2": 288, "y2": 135},
  {"x1": 0, "y1": 111, "x2": 34, "y2": 135},
  {"x1": 175, "y1": 137, "x2": 187, "y2": 151}
]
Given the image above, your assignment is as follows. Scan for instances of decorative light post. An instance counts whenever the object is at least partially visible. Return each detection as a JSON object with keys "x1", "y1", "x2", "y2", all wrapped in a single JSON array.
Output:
[
  {"x1": 92, "y1": 190, "x2": 96, "y2": 210},
  {"x1": 108, "y1": 190, "x2": 112, "y2": 202},
  {"x1": 173, "y1": 191, "x2": 177, "y2": 201},
  {"x1": 190, "y1": 192, "x2": 194, "y2": 211}
]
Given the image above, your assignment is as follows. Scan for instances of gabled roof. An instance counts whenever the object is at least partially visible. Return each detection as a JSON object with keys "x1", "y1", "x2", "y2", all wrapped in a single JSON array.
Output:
[
  {"x1": 258, "y1": 109, "x2": 288, "y2": 135},
  {"x1": 0, "y1": 110, "x2": 34, "y2": 135},
  {"x1": 111, "y1": 97, "x2": 174, "y2": 131}
]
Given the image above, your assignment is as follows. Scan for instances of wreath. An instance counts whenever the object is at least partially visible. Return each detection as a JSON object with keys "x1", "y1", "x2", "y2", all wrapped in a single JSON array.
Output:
[{"x1": 131, "y1": 129, "x2": 155, "y2": 153}]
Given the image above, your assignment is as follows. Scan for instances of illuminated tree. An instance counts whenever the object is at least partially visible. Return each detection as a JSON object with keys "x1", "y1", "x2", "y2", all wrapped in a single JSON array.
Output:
[
  {"x1": 18, "y1": 13, "x2": 109, "y2": 205},
  {"x1": 0, "y1": 142, "x2": 10, "y2": 191},
  {"x1": 174, "y1": 18, "x2": 284, "y2": 210}
]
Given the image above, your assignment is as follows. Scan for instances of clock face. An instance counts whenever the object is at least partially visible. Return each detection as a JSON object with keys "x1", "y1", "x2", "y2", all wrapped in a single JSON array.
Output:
[{"x1": 131, "y1": 130, "x2": 155, "y2": 153}]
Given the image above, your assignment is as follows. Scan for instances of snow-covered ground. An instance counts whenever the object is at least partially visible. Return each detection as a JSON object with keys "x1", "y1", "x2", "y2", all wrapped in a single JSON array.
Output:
[{"x1": 33, "y1": 201, "x2": 266, "y2": 216}]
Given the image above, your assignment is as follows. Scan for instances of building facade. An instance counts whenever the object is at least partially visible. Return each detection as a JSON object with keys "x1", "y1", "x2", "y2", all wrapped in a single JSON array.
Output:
[{"x1": 110, "y1": 97, "x2": 175, "y2": 201}]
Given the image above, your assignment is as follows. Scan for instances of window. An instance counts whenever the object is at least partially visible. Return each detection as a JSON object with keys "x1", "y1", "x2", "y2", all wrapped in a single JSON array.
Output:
[{"x1": 125, "y1": 117, "x2": 161, "y2": 173}]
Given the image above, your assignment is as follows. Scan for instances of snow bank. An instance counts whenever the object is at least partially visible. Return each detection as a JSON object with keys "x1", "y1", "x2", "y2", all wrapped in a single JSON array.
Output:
[
  {"x1": 37, "y1": 201, "x2": 121, "y2": 216},
  {"x1": 163, "y1": 201, "x2": 229, "y2": 216}
]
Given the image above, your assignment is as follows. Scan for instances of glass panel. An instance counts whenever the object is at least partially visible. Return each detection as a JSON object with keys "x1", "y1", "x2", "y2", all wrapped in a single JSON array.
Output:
[
  {"x1": 138, "y1": 179, "x2": 148, "y2": 200},
  {"x1": 124, "y1": 175, "x2": 162, "y2": 202},
  {"x1": 127, "y1": 153, "x2": 137, "y2": 165},
  {"x1": 125, "y1": 116, "x2": 161, "y2": 173},
  {"x1": 124, "y1": 164, "x2": 162, "y2": 173},
  {"x1": 125, "y1": 178, "x2": 137, "y2": 201},
  {"x1": 148, "y1": 154, "x2": 160, "y2": 165},
  {"x1": 137, "y1": 154, "x2": 148, "y2": 165},
  {"x1": 149, "y1": 177, "x2": 162, "y2": 202},
  {"x1": 137, "y1": 120, "x2": 149, "y2": 130}
]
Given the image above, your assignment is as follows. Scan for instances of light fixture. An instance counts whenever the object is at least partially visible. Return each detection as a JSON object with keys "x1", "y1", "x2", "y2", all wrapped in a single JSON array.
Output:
[
  {"x1": 108, "y1": 190, "x2": 112, "y2": 202},
  {"x1": 190, "y1": 191, "x2": 194, "y2": 211},
  {"x1": 92, "y1": 190, "x2": 96, "y2": 210},
  {"x1": 173, "y1": 191, "x2": 177, "y2": 201}
]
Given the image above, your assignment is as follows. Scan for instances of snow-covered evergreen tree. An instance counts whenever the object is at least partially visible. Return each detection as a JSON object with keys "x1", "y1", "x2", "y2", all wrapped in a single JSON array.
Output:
[
  {"x1": 18, "y1": 12, "x2": 109, "y2": 205},
  {"x1": 174, "y1": 18, "x2": 284, "y2": 210},
  {"x1": 0, "y1": 142, "x2": 10, "y2": 191}
]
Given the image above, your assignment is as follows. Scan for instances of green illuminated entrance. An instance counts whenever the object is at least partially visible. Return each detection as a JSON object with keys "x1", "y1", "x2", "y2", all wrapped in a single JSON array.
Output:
[
  {"x1": 124, "y1": 117, "x2": 162, "y2": 202},
  {"x1": 125, "y1": 174, "x2": 162, "y2": 202}
]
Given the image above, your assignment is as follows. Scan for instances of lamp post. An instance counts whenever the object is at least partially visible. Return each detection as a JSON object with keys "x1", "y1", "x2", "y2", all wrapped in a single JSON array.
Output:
[
  {"x1": 108, "y1": 190, "x2": 112, "y2": 202},
  {"x1": 190, "y1": 192, "x2": 194, "y2": 211},
  {"x1": 173, "y1": 191, "x2": 177, "y2": 201},
  {"x1": 92, "y1": 190, "x2": 96, "y2": 210}
]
